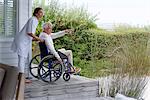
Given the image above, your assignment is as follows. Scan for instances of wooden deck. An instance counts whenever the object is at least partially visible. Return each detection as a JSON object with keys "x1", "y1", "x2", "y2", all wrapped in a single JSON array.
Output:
[{"x1": 25, "y1": 75, "x2": 101, "y2": 100}]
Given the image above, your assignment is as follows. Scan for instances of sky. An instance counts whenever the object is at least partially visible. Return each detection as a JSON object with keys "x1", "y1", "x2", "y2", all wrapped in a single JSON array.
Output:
[
  {"x1": 42, "y1": 0, "x2": 150, "y2": 28},
  {"x1": 55, "y1": 0, "x2": 150, "y2": 27}
]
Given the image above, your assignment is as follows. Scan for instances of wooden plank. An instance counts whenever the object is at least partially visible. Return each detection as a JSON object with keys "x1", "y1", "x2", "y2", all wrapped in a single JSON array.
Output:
[
  {"x1": 25, "y1": 75, "x2": 99, "y2": 99},
  {"x1": 25, "y1": 76, "x2": 98, "y2": 90},
  {"x1": 16, "y1": 73, "x2": 25, "y2": 100},
  {"x1": 25, "y1": 80, "x2": 98, "y2": 93},
  {"x1": 25, "y1": 90, "x2": 98, "y2": 100},
  {"x1": 25, "y1": 97, "x2": 48, "y2": 100},
  {"x1": 25, "y1": 85, "x2": 98, "y2": 98},
  {"x1": 25, "y1": 83, "x2": 97, "y2": 93}
]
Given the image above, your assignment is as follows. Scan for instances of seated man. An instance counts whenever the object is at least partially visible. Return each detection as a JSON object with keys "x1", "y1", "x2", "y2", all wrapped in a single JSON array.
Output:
[{"x1": 39, "y1": 22, "x2": 80, "y2": 73}]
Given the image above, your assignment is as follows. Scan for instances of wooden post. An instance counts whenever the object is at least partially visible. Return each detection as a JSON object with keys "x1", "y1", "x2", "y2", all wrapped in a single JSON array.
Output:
[{"x1": 16, "y1": 73, "x2": 25, "y2": 100}]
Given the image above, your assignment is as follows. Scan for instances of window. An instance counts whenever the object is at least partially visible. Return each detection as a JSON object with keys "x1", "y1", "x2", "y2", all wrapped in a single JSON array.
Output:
[{"x1": 0, "y1": 0, "x2": 16, "y2": 37}]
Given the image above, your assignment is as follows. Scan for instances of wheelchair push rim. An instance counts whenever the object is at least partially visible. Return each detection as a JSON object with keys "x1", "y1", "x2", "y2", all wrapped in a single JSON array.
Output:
[
  {"x1": 38, "y1": 56, "x2": 62, "y2": 83},
  {"x1": 29, "y1": 54, "x2": 40, "y2": 78}
]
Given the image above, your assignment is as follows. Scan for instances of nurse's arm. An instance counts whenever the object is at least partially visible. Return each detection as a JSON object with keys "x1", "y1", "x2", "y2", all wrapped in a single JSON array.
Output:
[{"x1": 27, "y1": 33, "x2": 44, "y2": 42}]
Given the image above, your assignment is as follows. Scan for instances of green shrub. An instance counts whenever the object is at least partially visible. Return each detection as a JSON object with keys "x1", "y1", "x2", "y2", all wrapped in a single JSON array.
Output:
[{"x1": 32, "y1": 0, "x2": 150, "y2": 78}]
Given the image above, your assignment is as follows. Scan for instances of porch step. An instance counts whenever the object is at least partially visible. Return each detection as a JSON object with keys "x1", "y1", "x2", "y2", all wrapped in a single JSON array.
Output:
[{"x1": 25, "y1": 75, "x2": 99, "y2": 100}]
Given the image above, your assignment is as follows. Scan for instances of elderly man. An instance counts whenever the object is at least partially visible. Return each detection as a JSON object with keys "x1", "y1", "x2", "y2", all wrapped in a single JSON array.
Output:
[{"x1": 39, "y1": 22, "x2": 80, "y2": 73}]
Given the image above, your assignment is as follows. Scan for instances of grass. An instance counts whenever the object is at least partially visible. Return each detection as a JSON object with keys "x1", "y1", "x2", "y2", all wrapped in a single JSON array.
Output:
[
  {"x1": 75, "y1": 58, "x2": 113, "y2": 78},
  {"x1": 98, "y1": 39, "x2": 150, "y2": 98}
]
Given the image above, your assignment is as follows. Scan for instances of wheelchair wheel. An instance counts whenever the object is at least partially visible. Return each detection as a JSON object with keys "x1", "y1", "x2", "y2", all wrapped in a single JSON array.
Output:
[
  {"x1": 63, "y1": 73, "x2": 70, "y2": 81},
  {"x1": 38, "y1": 56, "x2": 62, "y2": 83},
  {"x1": 29, "y1": 54, "x2": 40, "y2": 78}
]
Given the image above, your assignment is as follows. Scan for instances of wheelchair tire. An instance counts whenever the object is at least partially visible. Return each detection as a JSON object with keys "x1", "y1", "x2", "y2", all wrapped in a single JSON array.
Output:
[
  {"x1": 29, "y1": 54, "x2": 41, "y2": 78},
  {"x1": 63, "y1": 73, "x2": 70, "y2": 81},
  {"x1": 38, "y1": 56, "x2": 62, "y2": 83}
]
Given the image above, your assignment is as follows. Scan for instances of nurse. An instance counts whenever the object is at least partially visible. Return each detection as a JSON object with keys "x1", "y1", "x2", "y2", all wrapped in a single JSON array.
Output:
[{"x1": 11, "y1": 7, "x2": 44, "y2": 82}]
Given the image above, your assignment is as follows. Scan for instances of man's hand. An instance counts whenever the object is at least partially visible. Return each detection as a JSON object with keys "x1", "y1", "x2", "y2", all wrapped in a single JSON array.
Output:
[{"x1": 64, "y1": 29, "x2": 74, "y2": 34}]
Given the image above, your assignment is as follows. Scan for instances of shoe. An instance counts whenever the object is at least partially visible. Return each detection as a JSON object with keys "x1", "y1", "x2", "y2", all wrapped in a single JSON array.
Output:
[
  {"x1": 69, "y1": 67, "x2": 75, "y2": 74},
  {"x1": 70, "y1": 66, "x2": 81, "y2": 74},
  {"x1": 73, "y1": 67, "x2": 81, "y2": 74}
]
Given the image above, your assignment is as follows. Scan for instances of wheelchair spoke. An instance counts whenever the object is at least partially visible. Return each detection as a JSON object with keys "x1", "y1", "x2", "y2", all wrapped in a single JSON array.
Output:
[
  {"x1": 54, "y1": 71, "x2": 61, "y2": 77},
  {"x1": 38, "y1": 58, "x2": 63, "y2": 83},
  {"x1": 42, "y1": 64, "x2": 49, "y2": 69},
  {"x1": 41, "y1": 66, "x2": 48, "y2": 73},
  {"x1": 35, "y1": 58, "x2": 39, "y2": 63},
  {"x1": 41, "y1": 71, "x2": 49, "y2": 78},
  {"x1": 31, "y1": 66, "x2": 38, "y2": 69}
]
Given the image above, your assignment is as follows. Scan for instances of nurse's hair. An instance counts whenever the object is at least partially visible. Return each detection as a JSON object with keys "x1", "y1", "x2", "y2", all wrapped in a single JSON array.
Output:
[
  {"x1": 33, "y1": 7, "x2": 43, "y2": 16},
  {"x1": 42, "y1": 22, "x2": 53, "y2": 30}
]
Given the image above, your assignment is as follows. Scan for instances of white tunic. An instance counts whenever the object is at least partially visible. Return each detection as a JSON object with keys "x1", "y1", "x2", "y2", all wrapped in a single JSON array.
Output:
[
  {"x1": 39, "y1": 31, "x2": 66, "y2": 60},
  {"x1": 11, "y1": 16, "x2": 38, "y2": 58}
]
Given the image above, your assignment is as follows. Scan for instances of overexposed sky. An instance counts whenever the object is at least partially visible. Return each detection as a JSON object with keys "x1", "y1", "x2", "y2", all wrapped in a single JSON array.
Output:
[
  {"x1": 44, "y1": 0, "x2": 150, "y2": 26},
  {"x1": 57, "y1": 0, "x2": 150, "y2": 26}
]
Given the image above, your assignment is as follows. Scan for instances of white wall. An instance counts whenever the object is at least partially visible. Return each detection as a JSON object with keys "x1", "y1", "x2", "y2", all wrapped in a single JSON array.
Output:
[
  {"x1": 0, "y1": 39, "x2": 18, "y2": 66},
  {"x1": 0, "y1": 0, "x2": 32, "y2": 66}
]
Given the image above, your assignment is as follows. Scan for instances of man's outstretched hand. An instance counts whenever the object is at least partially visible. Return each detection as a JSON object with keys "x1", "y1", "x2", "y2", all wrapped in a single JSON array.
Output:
[{"x1": 64, "y1": 29, "x2": 74, "y2": 34}]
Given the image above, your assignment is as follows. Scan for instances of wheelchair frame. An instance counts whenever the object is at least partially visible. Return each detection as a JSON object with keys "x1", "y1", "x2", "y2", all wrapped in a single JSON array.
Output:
[{"x1": 29, "y1": 42, "x2": 74, "y2": 83}]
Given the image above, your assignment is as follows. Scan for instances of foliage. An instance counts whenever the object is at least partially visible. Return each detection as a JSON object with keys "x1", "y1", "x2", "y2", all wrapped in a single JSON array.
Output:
[
  {"x1": 33, "y1": 0, "x2": 97, "y2": 34},
  {"x1": 32, "y1": 0, "x2": 98, "y2": 62},
  {"x1": 99, "y1": 38, "x2": 150, "y2": 98},
  {"x1": 32, "y1": 0, "x2": 150, "y2": 79},
  {"x1": 32, "y1": 0, "x2": 150, "y2": 98}
]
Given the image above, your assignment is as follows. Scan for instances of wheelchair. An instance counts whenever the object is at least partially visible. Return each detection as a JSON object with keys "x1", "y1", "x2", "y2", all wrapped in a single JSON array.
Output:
[{"x1": 29, "y1": 42, "x2": 75, "y2": 83}]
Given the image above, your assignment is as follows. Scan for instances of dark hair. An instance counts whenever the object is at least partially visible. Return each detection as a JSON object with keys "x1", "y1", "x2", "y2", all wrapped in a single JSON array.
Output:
[{"x1": 33, "y1": 7, "x2": 43, "y2": 16}]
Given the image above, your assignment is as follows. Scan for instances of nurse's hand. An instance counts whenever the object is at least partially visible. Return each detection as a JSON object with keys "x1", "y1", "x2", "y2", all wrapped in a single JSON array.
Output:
[
  {"x1": 39, "y1": 39, "x2": 44, "y2": 43},
  {"x1": 35, "y1": 37, "x2": 44, "y2": 42},
  {"x1": 32, "y1": 38, "x2": 38, "y2": 41}
]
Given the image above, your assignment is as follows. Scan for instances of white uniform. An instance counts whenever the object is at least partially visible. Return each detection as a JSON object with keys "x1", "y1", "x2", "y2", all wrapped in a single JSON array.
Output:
[{"x1": 11, "y1": 16, "x2": 38, "y2": 73}]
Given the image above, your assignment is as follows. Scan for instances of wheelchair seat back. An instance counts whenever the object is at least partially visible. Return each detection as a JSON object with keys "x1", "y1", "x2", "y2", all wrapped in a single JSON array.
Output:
[{"x1": 39, "y1": 42, "x2": 48, "y2": 58}]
